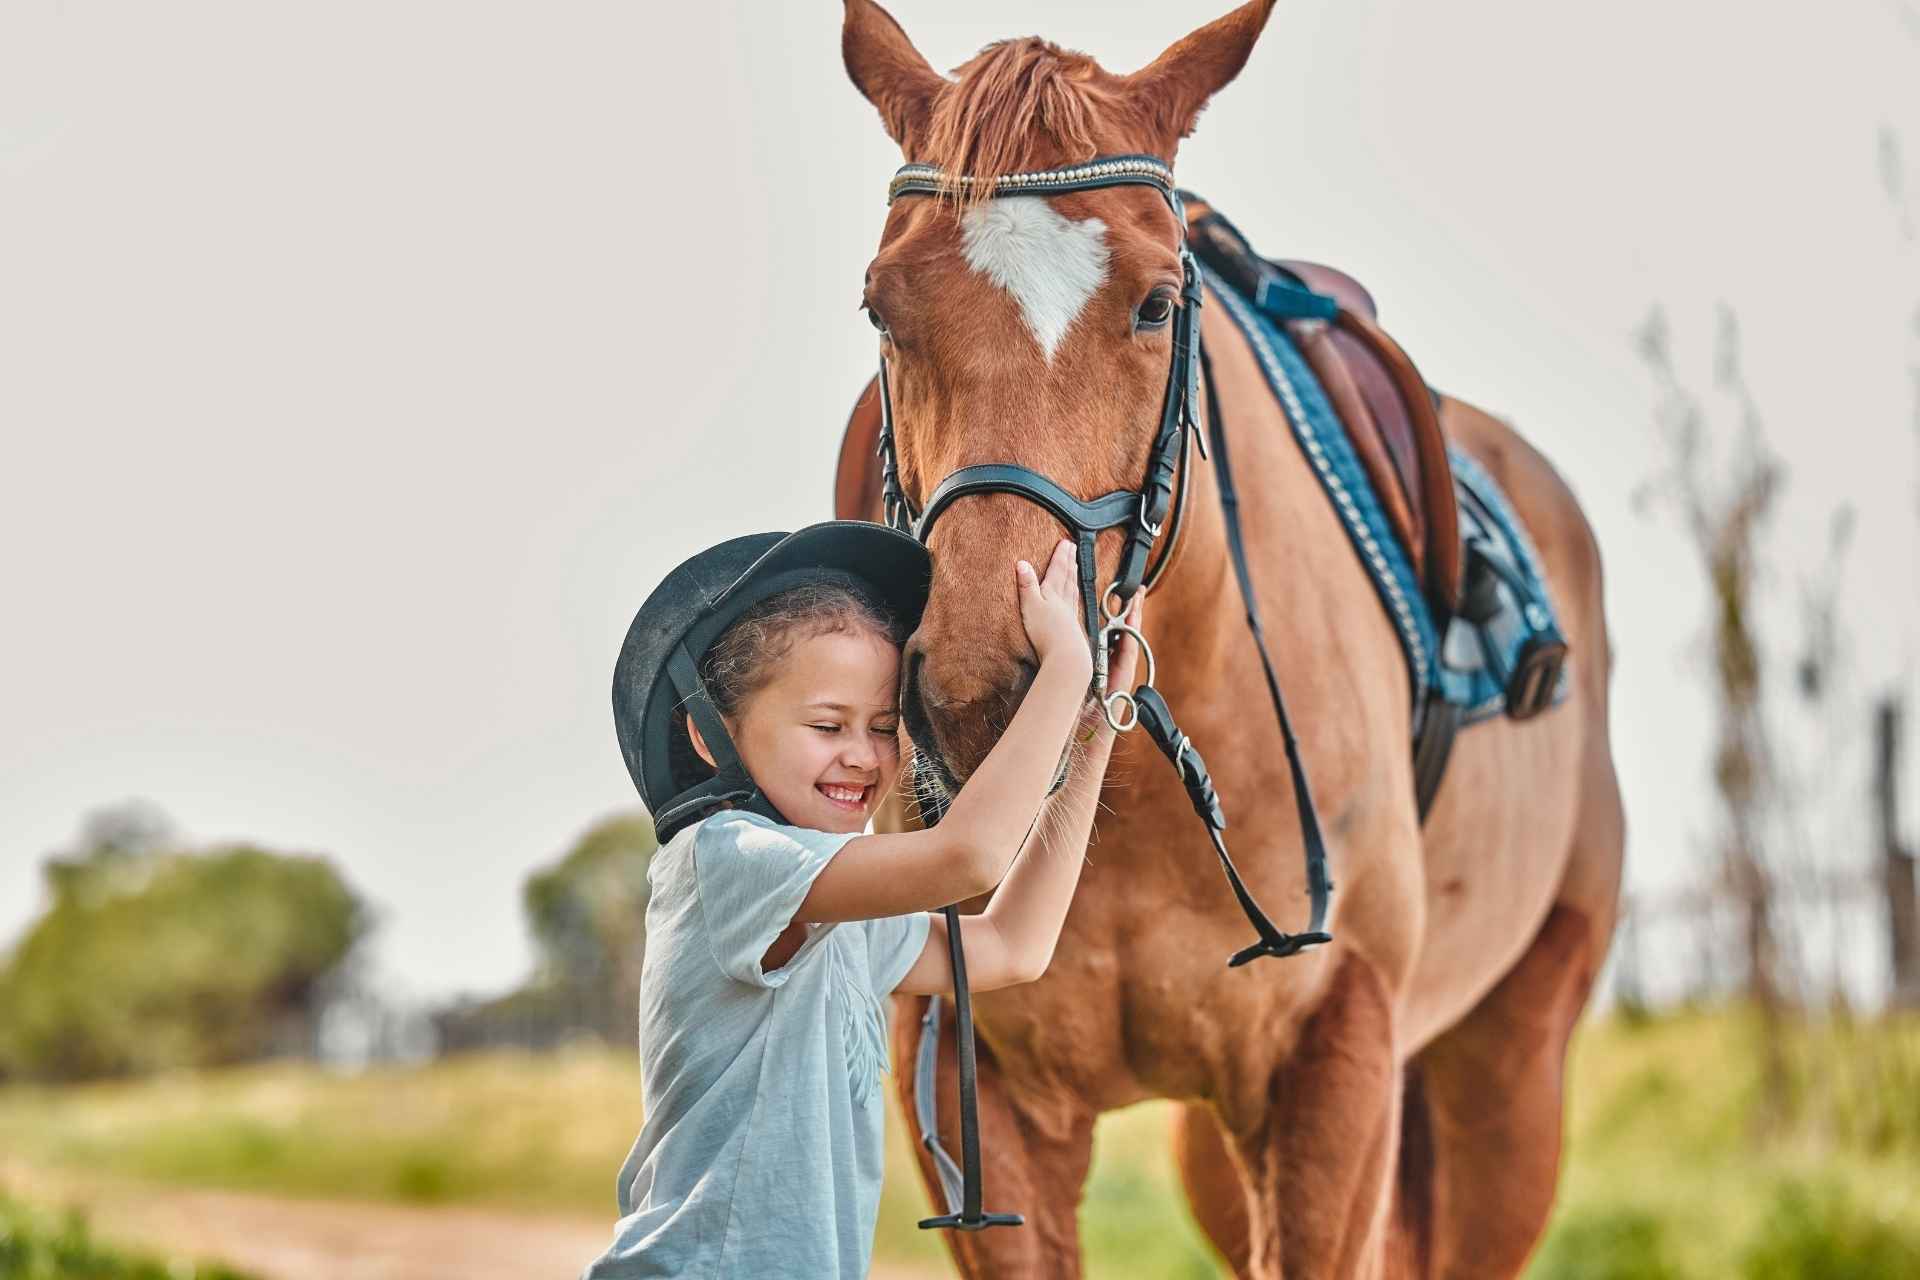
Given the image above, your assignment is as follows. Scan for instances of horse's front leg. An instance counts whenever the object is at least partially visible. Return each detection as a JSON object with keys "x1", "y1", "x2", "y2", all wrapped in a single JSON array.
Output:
[
  {"x1": 1234, "y1": 951, "x2": 1405, "y2": 1280},
  {"x1": 889, "y1": 994, "x2": 1097, "y2": 1279}
]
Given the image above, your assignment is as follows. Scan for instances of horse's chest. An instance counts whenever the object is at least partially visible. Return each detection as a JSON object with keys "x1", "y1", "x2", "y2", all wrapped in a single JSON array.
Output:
[{"x1": 973, "y1": 916, "x2": 1266, "y2": 1106}]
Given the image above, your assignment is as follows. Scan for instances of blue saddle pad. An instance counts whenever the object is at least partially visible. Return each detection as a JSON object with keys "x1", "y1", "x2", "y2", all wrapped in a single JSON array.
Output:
[{"x1": 1204, "y1": 268, "x2": 1565, "y2": 731}]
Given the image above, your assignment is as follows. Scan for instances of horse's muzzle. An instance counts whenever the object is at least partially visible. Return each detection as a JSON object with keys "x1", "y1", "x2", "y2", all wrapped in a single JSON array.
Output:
[{"x1": 901, "y1": 646, "x2": 1075, "y2": 806}]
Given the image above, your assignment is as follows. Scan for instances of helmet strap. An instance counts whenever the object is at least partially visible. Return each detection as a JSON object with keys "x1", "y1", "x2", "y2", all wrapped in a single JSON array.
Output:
[{"x1": 655, "y1": 643, "x2": 788, "y2": 838}]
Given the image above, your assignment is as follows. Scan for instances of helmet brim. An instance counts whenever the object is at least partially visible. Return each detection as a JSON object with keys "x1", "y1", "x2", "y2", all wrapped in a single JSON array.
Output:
[
  {"x1": 613, "y1": 521, "x2": 931, "y2": 837},
  {"x1": 712, "y1": 521, "x2": 932, "y2": 638}
]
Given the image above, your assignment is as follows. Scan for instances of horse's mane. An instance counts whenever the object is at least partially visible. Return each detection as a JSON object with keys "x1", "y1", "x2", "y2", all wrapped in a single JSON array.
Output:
[{"x1": 923, "y1": 38, "x2": 1124, "y2": 207}]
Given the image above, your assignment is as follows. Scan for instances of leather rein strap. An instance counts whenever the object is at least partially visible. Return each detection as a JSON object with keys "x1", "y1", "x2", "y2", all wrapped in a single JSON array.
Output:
[{"x1": 879, "y1": 154, "x2": 1333, "y2": 1233}]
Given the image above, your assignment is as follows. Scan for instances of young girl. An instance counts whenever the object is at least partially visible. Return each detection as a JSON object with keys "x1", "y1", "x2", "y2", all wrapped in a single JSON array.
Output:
[{"x1": 585, "y1": 522, "x2": 1140, "y2": 1279}]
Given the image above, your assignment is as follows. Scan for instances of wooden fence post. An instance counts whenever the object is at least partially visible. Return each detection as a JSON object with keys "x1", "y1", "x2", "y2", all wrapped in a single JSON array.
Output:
[{"x1": 1877, "y1": 698, "x2": 1920, "y2": 1008}]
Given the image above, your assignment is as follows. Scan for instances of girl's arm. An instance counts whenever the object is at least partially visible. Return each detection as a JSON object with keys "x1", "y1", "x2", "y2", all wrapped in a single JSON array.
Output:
[
  {"x1": 892, "y1": 708, "x2": 1119, "y2": 994},
  {"x1": 892, "y1": 595, "x2": 1141, "y2": 995},
  {"x1": 793, "y1": 539, "x2": 1094, "y2": 925}
]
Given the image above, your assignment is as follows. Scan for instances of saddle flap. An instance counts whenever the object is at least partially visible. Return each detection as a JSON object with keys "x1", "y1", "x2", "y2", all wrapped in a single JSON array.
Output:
[{"x1": 1328, "y1": 308, "x2": 1462, "y2": 615}]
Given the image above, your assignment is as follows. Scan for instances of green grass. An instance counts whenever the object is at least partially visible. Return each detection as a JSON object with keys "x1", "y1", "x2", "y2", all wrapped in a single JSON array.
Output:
[
  {"x1": 1, "y1": 1010, "x2": 1916, "y2": 1277},
  {"x1": 0, "y1": 1048, "x2": 638, "y2": 1213},
  {"x1": 0, "y1": 1193, "x2": 256, "y2": 1280},
  {"x1": 1536, "y1": 1010, "x2": 1920, "y2": 1277}
]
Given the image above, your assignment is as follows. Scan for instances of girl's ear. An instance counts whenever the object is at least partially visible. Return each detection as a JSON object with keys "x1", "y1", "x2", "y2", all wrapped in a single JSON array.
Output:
[{"x1": 687, "y1": 716, "x2": 718, "y2": 770}]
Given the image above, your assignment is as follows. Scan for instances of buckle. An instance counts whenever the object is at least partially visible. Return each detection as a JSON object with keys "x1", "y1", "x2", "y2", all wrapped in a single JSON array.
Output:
[
  {"x1": 1505, "y1": 636, "x2": 1567, "y2": 721},
  {"x1": 1136, "y1": 503, "x2": 1165, "y2": 539}
]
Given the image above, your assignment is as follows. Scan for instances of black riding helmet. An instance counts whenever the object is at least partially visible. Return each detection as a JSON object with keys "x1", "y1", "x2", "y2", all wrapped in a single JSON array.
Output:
[{"x1": 613, "y1": 521, "x2": 932, "y2": 842}]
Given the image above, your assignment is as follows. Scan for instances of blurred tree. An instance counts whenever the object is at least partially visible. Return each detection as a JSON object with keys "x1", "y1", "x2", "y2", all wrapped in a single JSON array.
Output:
[
  {"x1": 435, "y1": 812, "x2": 655, "y2": 1053},
  {"x1": 0, "y1": 803, "x2": 368, "y2": 1081},
  {"x1": 37, "y1": 798, "x2": 174, "y2": 905},
  {"x1": 522, "y1": 812, "x2": 656, "y2": 1041}
]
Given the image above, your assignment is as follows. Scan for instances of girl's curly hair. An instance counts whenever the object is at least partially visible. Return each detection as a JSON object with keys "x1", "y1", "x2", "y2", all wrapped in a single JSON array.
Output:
[{"x1": 668, "y1": 578, "x2": 908, "y2": 788}]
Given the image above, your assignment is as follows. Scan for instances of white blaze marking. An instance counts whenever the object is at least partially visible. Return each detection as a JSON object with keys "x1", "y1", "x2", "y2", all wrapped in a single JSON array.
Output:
[{"x1": 960, "y1": 197, "x2": 1109, "y2": 362}]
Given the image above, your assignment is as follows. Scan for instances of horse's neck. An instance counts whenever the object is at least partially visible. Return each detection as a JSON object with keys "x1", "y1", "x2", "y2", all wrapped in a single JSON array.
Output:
[
  {"x1": 1127, "y1": 339, "x2": 1361, "y2": 789},
  {"x1": 1138, "y1": 424, "x2": 1245, "y2": 714}
]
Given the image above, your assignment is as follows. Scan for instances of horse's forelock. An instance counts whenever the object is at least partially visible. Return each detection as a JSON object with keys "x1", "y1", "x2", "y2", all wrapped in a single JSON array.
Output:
[{"x1": 923, "y1": 39, "x2": 1140, "y2": 208}]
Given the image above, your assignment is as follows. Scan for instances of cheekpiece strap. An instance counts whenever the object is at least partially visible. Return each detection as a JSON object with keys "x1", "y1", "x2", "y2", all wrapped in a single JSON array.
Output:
[
  {"x1": 668, "y1": 644, "x2": 743, "y2": 776},
  {"x1": 875, "y1": 354, "x2": 916, "y2": 534},
  {"x1": 1110, "y1": 250, "x2": 1204, "y2": 607}
]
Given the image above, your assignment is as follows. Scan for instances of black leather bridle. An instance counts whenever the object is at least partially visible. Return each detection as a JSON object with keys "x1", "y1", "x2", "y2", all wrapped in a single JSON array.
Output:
[
  {"x1": 876, "y1": 154, "x2": 1334, "y2": 1234},
  {"x1": 879, "y1": 155, "x2": 1201, "y2": 721}
]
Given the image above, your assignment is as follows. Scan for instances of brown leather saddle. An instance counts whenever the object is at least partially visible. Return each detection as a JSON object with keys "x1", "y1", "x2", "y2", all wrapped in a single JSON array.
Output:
[
  {"x1": 834, "y1": 203, "x2": 1463, "y2": 628},
  {"x1": 1183, "y1": 197, "x2": 1461, "y2": 621}
]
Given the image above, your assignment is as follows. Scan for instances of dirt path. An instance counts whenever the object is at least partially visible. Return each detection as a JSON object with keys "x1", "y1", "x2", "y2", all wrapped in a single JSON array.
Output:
[{"x1": 3, "y1": 1162, "x2": 938, "y2": 1280}]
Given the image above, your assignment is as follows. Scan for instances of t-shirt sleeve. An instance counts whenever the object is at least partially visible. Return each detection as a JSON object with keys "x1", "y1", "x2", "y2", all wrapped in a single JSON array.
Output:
[
  {"x1": 865, "y1": 911, "x2": 933, "y2": 996},
  {"x1": 691, "y1": 811, "x2": 858, "y2": 987}
]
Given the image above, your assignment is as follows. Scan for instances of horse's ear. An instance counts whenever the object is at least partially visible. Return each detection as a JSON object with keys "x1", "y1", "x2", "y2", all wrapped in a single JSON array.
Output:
[
  {"x1": 1126, "y1": 0, "x2": 1277, "y2": 156},
  {"x1": 842, "y1": 0, "x2": 944, "y2": 155}
]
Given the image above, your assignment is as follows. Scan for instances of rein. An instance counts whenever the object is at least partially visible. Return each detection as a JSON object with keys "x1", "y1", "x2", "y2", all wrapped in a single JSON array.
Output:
[{"x1": 877, "y1": 153, "x2": 1333, "y2": 1233}]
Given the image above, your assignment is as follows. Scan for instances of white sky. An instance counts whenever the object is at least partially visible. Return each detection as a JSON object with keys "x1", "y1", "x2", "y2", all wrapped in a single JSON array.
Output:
[{"x1": 3, "y1": 0, "x2": 1916, "y2": 1004}]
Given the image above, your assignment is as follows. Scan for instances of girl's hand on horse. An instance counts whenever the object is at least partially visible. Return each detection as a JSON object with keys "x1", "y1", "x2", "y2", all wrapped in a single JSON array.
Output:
[{"x1": 1016, "y1": 539, "x2": 1091, "y2": 677}]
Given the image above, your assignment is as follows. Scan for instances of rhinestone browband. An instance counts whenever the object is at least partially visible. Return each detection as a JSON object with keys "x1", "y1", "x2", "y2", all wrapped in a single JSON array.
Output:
[{"x1": 887, "y1": 153, "x2": 1176, "y2": 205}]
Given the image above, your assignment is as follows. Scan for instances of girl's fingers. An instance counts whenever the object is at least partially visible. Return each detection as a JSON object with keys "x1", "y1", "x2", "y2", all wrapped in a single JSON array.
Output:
[
  {"x1": 1039, "y1": 539, "x2": 1076, "y2": 601},
  {"x1": 1108, "y1": 596, "x2": 1145, "y2": 683}
]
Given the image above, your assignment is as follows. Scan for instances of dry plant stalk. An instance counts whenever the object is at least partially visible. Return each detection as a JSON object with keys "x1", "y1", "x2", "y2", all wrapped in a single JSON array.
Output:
[{"x1": 1635, "y1": 304, "x2": 1792, "y2": 1124}]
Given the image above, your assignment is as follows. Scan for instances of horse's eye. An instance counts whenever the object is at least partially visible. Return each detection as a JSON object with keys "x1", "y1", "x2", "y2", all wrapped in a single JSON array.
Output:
[
  {"x1": 1136, "y1": 293, "x2": 1174, "y2": 331},
  {"x1": 863, "y1": 303, "x2": 890, "y2": 335}
]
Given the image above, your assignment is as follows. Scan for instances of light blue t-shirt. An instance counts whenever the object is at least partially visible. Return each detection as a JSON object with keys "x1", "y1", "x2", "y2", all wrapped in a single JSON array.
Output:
[{"x1": 580, "y1": 810, "x2": 932, "y2": 1279}]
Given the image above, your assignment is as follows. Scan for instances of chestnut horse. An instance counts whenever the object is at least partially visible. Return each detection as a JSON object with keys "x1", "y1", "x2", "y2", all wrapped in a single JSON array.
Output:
[{"x1": 834, "y1": 2, "x2": 1625, "y2": 1276}]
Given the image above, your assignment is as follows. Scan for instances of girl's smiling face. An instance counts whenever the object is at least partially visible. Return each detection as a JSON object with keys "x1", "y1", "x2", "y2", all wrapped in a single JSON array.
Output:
[{"x1": 693, "y1": 624, "x2": 904, "y2": 835}]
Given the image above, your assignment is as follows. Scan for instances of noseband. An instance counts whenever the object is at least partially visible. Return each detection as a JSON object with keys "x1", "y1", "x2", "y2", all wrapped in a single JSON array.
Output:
[
  {"x1": 876, "y1": 154, "x2": 1333, "y2": 1235},
  {"x1": 876, "y1": 155, "x2": 1203, "y2": 730}
]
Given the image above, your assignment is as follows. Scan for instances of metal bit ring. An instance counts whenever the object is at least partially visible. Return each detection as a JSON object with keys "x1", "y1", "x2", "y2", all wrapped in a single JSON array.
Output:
[
  {"x1": 1099, "y1": 621, "x2": 1156, "y2": 689},
  {"x1": 1098, "y1": 619, "x2": 1156, "y2": 732}
]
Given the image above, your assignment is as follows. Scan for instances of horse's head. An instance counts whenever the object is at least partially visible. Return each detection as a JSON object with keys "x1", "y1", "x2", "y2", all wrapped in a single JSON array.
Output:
[{"x1": 844, "y1": 0, "x2": 1275, "y2": 793}]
